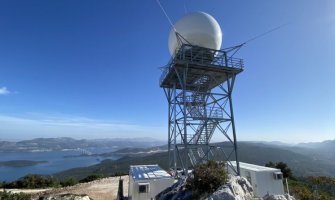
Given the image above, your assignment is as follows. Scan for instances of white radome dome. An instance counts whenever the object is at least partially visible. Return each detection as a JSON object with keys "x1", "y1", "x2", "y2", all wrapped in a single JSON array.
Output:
[{"x1": 168, "y1": 11, "x2": 223, "y2": 56}]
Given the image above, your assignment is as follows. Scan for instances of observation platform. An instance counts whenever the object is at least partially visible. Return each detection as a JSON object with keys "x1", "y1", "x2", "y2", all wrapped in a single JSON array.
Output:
[{"x1": 160, "y1": 44, "x2": 244, "y2": 90}]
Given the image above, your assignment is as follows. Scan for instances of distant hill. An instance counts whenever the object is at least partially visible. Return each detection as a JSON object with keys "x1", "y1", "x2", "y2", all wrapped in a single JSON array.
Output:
[
  {"x1": 296, "y1": 140, "x2": 335, "y2": 149},
  {"x1": 295, "y1": 140, "x2": 335, "y2": 161},
  {"x1": 237, "y1": 142, "x2": 335, "y2": 177},
  {"x1": 0, "y1": 137, "x2": 165, "y2": 152},
  {"x1": 54, "y1": 140, "x2": 335, "y2": 180},
  {"x1": 54, "y1": 152, "x2": 169, "y2": 180},
  {"x1": 0, "y1": 160, "x2": 47, "y2": 167}
]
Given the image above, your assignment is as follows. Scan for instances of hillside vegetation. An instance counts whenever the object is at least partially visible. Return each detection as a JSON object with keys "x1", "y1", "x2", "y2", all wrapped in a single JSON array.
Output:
[
  {"x1": 54, "y1": 152, "x2": 169, "y2": 180},
  {"x1": 2, "y1": 139, "x2": 335, "y2": 199},
  {"x1": 54, "y1": 141, "x2": 335, "y2": 180}
]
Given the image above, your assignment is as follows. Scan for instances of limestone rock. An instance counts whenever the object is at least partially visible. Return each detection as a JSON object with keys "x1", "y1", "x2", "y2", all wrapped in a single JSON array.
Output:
[
  {"x1": 156, "y1": 177, "x2": 192, "y2": 200},
  {"x1": 40, "y1": 193, "x2": 92, "y2": 200},
  {"x1": 156, "y1": 175, "x2": 254, "y2": 200},
  {"x1": 206, "y1": 175, "x2": 253, "y2": 200},
  {"x1": 263, "y1": 194, "x2": 296, "y2": 200}
]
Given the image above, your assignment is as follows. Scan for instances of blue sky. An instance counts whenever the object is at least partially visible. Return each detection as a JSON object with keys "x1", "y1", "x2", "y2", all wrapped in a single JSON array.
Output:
[{"x1": 0, "y1": 0, "x2": 334, "y2": 142}]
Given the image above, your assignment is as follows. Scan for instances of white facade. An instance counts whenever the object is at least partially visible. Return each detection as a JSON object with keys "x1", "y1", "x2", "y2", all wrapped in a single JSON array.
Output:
[
  {"x1": 228, "y1": 161, "x2": 285, "y2": 198},
  {"x1": 128, "y1": 165, "x2": 175, "y2": 200}
]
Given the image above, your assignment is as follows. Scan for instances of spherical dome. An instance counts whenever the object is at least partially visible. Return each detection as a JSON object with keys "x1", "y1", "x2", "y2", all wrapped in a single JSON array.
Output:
[{"x1": 168, "y1": 11, "x2": 223, "y2": 56}]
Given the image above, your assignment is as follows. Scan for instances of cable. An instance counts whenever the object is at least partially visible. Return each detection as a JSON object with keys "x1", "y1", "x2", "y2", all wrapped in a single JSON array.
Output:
[
  {"x1": 224, "y1": 22, "x2": 289, "y2": 56},
  {"x1": 183, "y1": 0, "x2": 188, "y2": 14},
  {"x1": 156, "y1": 0, "x2": 177, "y2": 32},
  {"x1": 243, "y1": 23, "x2": 289, "y2": 45}
]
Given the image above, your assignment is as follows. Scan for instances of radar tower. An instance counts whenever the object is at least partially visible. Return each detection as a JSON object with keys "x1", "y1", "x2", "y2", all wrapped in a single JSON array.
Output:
[{"x1": 160, "y1": 12, "x2": 244, "y2": 176}]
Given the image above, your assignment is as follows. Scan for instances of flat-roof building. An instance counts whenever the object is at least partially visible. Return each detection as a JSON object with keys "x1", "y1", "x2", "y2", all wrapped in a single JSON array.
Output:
[
  {"x1": 128, "y1": 165, "x2": 175, "y2": 200},
  {"x1": 228, "y1": 161, "x2": 285, "y2": 197}
]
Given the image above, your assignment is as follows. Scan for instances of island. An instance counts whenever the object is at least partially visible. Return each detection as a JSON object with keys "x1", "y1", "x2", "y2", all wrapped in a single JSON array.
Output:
[{"x1": 0, "y1": 160, "x2": 48, "y2": 167}]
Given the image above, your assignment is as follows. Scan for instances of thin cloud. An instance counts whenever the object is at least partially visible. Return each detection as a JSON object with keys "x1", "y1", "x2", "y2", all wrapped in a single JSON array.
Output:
[
  {"x1": 0, "y1": 114, "x2": 165, "y2": 140},
  {"x1": 0, "y1": 87, "x2": 10, "y2": 95}
]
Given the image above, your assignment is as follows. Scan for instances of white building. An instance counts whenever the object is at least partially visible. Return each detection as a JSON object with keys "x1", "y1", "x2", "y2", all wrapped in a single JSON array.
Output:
[
  {"x1": 228, "y1": 161, "x2": 285, "y2": 197},
  {"x1": 128, "y1": 165, "x2": 175, "y2": 200}
]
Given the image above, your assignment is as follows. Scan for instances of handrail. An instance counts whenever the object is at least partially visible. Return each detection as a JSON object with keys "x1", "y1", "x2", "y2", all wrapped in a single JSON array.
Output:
[
  {"x1": 177, "y1": 94, "x2": 206, "y2": 103},
  {"x1": 187, "y1": 106, "x2": 223, "y2": 119},
  {"x1": 160, "y1": 44, "x2": 244, "y2": 85}
]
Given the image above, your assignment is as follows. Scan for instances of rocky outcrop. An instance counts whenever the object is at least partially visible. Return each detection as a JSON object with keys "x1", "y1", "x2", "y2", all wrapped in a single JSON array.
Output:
[
  {"x1": 39, "y1": 193, "x2": 92, "y2": 200},
  {"x1": 263, "y1": 194, "x2": 296, "y2": 200},
  {"x1": 155, "y1": 177, "x2": 192, "y2": 200},
  {"x1": 156, "y1": 175, "x2": 253, "y2": 200},
  {"x1": 206, "y1": 175, "x2": 253, "y2": 200}
]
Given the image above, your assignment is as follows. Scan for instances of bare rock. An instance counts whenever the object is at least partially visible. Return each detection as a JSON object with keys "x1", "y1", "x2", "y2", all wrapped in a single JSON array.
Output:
[
  {"x1": 156, "y1": 177, "x2": 192, "y2": 200},
  {"x1": 157, "y1": 175, "x2": 254, "y2": 200},
  {"x1": 39, "y1": 193, "x2": 92, "y2": 200},
  {"x1": 206, "y1": 175, "x2": 253, "y2": 200},
  {"x1": 263, "y1": 194, "x2": 296, "y2": 200}
]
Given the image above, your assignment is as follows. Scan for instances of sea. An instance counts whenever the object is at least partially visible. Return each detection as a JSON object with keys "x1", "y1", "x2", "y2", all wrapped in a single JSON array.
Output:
[{"x1": 0, "y1": 148, "x2": 120, "y2": 182}]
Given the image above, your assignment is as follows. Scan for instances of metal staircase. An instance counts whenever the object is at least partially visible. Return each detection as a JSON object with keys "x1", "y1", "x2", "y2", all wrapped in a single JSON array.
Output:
[
  {"x1": 186, "y1": 105, "x2": 223, "y2": 120},
  {"x1": 178, "y1": 92, "x2": 223, "y2": 166},
  {"x1": 186, "y1": 120, "x2": 220, "y2": 167},
  {"x1": 188, "y1": 148, "x2": 197, "y2": 166},
  {"x1": 193, "y1": 120, "x2": 219, "y2": 144},
  {"x1": 188, "y1": 148, "x2": 207, "y2": 167}
]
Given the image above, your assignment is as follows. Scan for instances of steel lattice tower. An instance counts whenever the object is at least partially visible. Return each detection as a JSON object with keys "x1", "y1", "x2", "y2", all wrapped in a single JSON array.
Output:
[{"x1": 160, "y1": 42, "x2": 244, "y2": 176}]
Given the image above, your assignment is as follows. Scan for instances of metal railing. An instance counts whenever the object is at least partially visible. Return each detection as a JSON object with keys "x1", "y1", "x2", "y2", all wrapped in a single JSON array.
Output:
[
  {"x1": 160, "y1": 44, "x2": 244, "y2": 85},
  {"x1": 159, "y1": 63, "x2": 171, "y2": 85},
  {"x1": 177, "y1": 94, "x2": 206, "y2": 104},
  {"x1": 187, "y1": 106, "x2": 223, "y2": 119}
]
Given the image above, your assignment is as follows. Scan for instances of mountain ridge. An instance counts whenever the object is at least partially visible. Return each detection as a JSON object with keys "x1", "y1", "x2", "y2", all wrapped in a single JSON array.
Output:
[
  {"x1": 0, "y1": 137, "x2": 165, "y2": 152},
  {"x1": 53, "y1": 140, "x2": 335, "y2": 180}
]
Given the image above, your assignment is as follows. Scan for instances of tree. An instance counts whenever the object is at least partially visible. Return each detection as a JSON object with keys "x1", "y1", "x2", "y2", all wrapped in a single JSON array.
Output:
[
  {"x1": 265, "y1": 161, "x2": 293, "y2": 178},
  {"x1": 265, "y1": 161, "x2": 275, "y2": 168},
  {"x1": 275, "y1": 162, "x2": 293, "y2": 178}
]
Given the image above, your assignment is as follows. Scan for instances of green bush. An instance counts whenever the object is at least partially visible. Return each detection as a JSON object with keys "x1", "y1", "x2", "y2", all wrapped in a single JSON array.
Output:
[
  {"x1": 288, "y1": 179, "x2": 313, "y2": 200},
  {"x1": 79, "y1": 174, "x2": 104, "y2": 183},
  {"x1": 0, "y1": 190, "x2": 32, "y2": 200},
  {"x1": 2, "y1": 174, "x2": 59, "y2": 189},
  {"x1": 18, "y1": 174, "x2": 59, "y2": 189},
  {"x1": 186, "y1": 160, "x2": 228, "y2": 196},
  {"x1": 60, "y1": 177, "x2": 78, "y2": 187}
]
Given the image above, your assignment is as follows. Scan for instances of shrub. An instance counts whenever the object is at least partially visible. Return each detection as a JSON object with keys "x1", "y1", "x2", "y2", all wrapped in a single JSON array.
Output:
[
  {"x1": 2, "y1": 174, "x2": 59, "y2": 189},
  {"x1": 18, "y1": 174, "x2": 59, "y2": 189},
  {"x1": 186, "y1": 160, "x2": 228, "y2": 196},
  {"x1": 60, "y1": 177, "x2": 78, "y2": 187},
  {"x1": 79, "y1": 174, "x2": 104, "y2": 183},
  {"x1": 0, "y1": 190, "x2": 32, "y2": 200}
]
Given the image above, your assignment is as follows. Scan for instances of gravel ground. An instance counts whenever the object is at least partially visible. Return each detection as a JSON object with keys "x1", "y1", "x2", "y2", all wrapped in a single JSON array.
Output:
[
  {"x1": 3, "y1": 175, "x2": 129, "y2": 200},
  {"x1": 45, "y1": 176, "x2": 129, "y2": 200}
]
